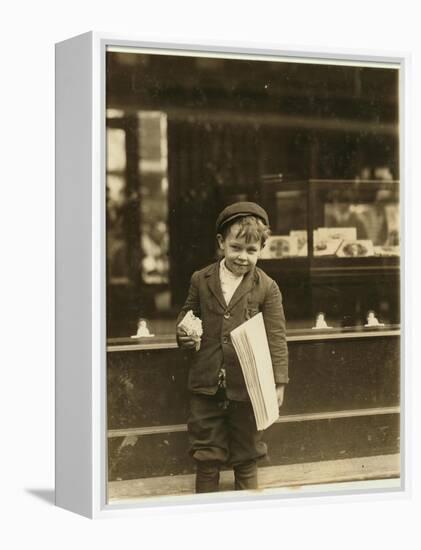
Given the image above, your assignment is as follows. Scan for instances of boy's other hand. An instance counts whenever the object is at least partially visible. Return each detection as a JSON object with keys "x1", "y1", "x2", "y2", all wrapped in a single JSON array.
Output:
[
  {"x1": 177, "y1": 326, "x2": 199, "y2": 349},
  {"x1": 275, "y1": 384, "x2": 286, "y2": 408}
]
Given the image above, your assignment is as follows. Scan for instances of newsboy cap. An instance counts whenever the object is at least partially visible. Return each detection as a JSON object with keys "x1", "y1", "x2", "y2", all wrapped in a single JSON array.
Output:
[{"x1": 216, "y1": 201, "x2": 269, "y2": 232}]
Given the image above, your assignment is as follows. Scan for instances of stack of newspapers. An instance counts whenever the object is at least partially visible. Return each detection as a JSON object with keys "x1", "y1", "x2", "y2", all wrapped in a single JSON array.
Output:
[{"x1": 230, "y1": 313, "x2": 279, "y2": 431}]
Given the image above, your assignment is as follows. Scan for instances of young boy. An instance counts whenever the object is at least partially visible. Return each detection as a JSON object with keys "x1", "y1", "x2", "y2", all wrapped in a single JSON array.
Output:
[{"x1": 176, "y1": 202, "x2": 289, "y2": 493}]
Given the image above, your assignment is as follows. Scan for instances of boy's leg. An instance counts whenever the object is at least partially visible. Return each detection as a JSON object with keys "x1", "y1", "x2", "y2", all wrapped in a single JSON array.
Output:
[
  {"x1": 187, "y1": 391, "x2": 229, "y2": 493},
  {"x1": 195, "y1": 460, "x2": 221, "y2": 493},
  {"x1": 233, "y1": 460, "x2": 258, "y2": 490},
  {"x1": 228, "y1": 400, "x2": 267, "y2": 490}
]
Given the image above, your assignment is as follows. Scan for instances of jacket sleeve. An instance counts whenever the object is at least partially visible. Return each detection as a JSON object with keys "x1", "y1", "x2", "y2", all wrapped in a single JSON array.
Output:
[
  {"x1": 175, "y1": 271, "x2": 201, "y2": 345},
  {"x1": 261, "y1": 280, "x2": 289, "y2": 384}
]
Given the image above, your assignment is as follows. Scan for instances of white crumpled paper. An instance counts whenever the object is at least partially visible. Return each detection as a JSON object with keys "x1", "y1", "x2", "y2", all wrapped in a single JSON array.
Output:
[{"x1": 178, "y1": 310, "x2": 203, "y2": 351}]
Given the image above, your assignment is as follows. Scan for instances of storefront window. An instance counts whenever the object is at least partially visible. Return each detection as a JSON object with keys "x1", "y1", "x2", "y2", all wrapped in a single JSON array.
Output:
[{"x1": 105, "y1": 49, "x2": 400, "y2": 340}]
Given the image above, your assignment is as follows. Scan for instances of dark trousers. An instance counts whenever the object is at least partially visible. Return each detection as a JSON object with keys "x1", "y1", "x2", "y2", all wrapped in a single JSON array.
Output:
[{"x1": 187, "y1": 389, "x2": 267, "y2": 493}]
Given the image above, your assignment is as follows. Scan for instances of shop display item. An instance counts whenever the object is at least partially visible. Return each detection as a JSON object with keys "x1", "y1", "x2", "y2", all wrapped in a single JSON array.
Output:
[
  {"x1": 289, "y1": 230, "x2": 308, "y2": 256},
  {"x1": 336, "y1": 239, "x2": 374, "y2": 257},
  {"x1": 373, "y1": 245, "x2": 400, "y2": 257},
  {"x1": 131, "y1": 318, "x2": 155, "y2": 338},
  {"x1": 260, "y1": 235, "x2": 299, "y2": 258},
  {"x1": 312, "y1": 312, "x2": 332, "y2": 329},
  {"x1": 317, "y1": 227, "x2": 357, "y2": 242},
  {"x1": 365, "y1": 311, "x2": 385, "y2": 327}
]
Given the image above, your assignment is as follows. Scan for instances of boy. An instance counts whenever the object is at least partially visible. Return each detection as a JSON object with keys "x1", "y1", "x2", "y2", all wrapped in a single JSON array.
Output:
[{"x1": 176, "y1": 202, "x2": 288, "y2": 493}]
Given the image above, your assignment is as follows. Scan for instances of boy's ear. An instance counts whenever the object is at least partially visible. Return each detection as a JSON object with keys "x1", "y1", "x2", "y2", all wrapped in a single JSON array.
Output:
[
  {"x1": 257, "y1": 239, "x2": 266, "y2": 256},
  {"x1": 216, "y1": 234, "x2": 224, "y2": 249}
]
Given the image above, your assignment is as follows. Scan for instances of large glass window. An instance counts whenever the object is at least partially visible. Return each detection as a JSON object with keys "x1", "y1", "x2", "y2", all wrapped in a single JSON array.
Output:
[{"x1": 105, "y1": 49, "x2": 400, "y2": 339}]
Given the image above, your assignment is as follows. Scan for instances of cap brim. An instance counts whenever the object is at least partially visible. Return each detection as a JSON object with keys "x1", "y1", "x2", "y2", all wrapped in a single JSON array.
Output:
[{"x1": 217, "y1": 212, "x2": 268, "y2": 231}]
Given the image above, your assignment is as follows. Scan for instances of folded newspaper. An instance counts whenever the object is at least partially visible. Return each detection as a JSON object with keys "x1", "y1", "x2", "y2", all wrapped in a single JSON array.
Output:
[
  {"x1": 178, "y1": 310, "x2": 203, "y2": 351},
  {"x1": 230, "y1": 313, "x2": 279, "y2": 430}
]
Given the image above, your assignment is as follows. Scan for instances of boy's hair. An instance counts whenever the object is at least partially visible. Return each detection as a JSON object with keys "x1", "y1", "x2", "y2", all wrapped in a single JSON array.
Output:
[{"x1": 219, "y1": 215, "x2": 271, "y2": 246}]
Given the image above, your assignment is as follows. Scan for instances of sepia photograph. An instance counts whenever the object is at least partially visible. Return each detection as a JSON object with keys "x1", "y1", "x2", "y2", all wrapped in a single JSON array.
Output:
[{"x1": 104, "y1": 45, "x2": 401, "y2": 505}]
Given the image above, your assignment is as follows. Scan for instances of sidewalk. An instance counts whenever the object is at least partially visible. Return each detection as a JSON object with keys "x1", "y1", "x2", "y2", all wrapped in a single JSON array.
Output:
[{"x1": 108, "y1": 453, "x2": 400, "y2": 502}]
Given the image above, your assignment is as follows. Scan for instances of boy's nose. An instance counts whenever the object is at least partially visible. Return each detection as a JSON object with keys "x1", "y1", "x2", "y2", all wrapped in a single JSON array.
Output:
[{"x1": 238, "y1": 250, "x2": 248, "y2": 260}]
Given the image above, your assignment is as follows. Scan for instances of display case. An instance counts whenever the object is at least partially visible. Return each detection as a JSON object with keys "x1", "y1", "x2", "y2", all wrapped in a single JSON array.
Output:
[{"x1": 259, "y1": 176, "x2": 400, "y2": 331}]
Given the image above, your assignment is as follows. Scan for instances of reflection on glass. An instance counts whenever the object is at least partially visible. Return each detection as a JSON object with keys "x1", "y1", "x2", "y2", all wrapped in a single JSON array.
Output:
[
  {"x1": 106, "y1": 123, "x2": 129, "y2": 285},
  {"x1": 106, "y1": 109, "x2": 173, "y2": 337},
  {"x1": 260, "y1": 181, "x2": 308, "y2": 259},
  {"x1": 312, "y1": 181, "x2": 400, "y2": 258},
  {"x1": 107, "y1": 127, "x2": 126, "y2": 171},
  {"x1": 107, "y1": 174, "x2": 129, "y2": 284},
  {"x1": 138, "y1": 112, "x2": 169, "y2": 284}
]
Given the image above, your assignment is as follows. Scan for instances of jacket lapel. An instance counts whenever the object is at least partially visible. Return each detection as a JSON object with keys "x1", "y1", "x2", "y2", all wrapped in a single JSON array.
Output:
[
  {"x1": 227, "y1": 266, "x2": 257, "y2": 310},
  {"x1": 205, "y1": 261, "x2": 227, "y2": 311}
]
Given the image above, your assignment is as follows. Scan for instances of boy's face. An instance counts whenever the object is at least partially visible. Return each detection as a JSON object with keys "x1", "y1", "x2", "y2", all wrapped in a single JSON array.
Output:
[{"x1": 217, "y1": 222, "x2": 262, "y2": 276}]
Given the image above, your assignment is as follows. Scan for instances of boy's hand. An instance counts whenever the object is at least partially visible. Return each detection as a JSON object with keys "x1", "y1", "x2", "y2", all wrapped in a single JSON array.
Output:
[
  {"x1": 275, "y1": 384, "x2": 286, "y2": 408},
  {"x1": 177, "y1": 326, "x2": 199, "y2": 349}
]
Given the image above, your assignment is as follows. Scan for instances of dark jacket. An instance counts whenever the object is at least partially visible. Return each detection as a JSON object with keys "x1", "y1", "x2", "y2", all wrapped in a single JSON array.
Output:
[{"x1": 177, "y1": 260, "x2": 289, "y2": 401}]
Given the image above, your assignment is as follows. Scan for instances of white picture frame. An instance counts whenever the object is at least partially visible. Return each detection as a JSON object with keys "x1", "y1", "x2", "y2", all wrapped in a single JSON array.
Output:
[{"x1": 55, "y1": 31, "x2": 409, "y2": 519}]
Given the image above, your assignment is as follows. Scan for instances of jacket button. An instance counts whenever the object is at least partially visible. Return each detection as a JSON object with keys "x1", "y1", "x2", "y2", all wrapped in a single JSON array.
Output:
[
  {"x1": 224, "y1": 312, "x2": 231, "y2": 319},
  {"x1": 223, "y1": 336, "x2": 229, "y2": 344}
]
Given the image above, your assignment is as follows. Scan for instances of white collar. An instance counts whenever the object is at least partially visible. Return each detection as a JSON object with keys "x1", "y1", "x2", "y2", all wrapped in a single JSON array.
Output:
[{"x1": 220, "y1": 258, "x2": 244, "y2": 280}]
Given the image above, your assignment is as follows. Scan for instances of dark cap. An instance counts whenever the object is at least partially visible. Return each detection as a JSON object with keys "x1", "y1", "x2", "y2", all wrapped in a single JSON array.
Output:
[{"x1": 216, "y1": 201, "x2": 269, "y2": 232}]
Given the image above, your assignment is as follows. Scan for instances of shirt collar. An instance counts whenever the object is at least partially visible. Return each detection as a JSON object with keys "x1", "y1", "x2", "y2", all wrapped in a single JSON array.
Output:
[{"x1": 220, "y1": 258, "x2": 244, "y2": 281}]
